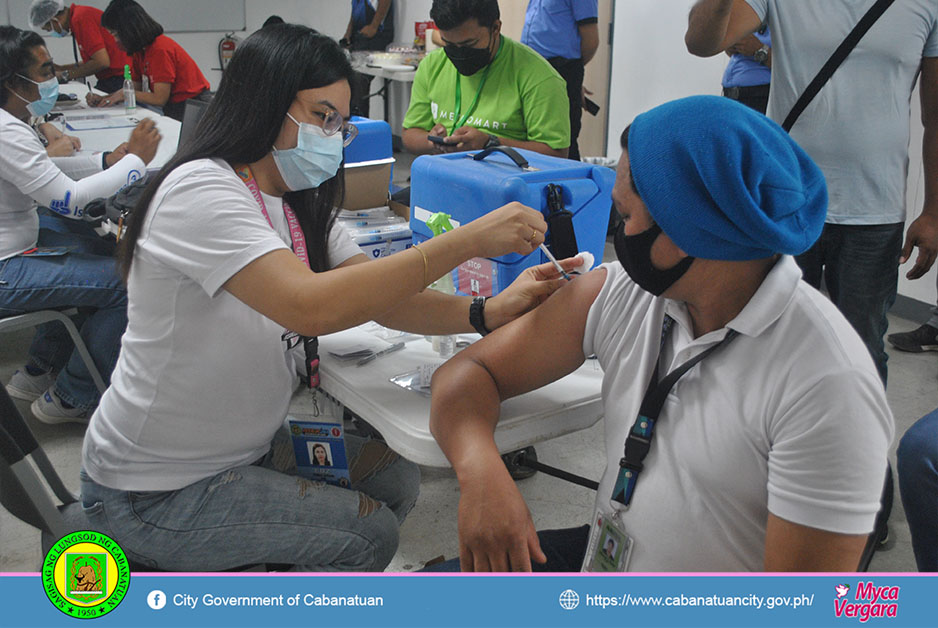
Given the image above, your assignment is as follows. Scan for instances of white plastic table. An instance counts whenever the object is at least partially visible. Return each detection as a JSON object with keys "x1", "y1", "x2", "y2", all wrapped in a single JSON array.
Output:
[
  {"x1": 317, "y1": 326, "x2": 604, "y2": 467},
  {"x1": 51, "y1": 82, "x2": 180, "y2": 169}
]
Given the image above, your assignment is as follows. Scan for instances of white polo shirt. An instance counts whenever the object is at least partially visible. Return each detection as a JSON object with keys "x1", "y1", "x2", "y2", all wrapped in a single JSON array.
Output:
[{"x1": 583, "y1": 257, "x2": 893, "y2": 571}]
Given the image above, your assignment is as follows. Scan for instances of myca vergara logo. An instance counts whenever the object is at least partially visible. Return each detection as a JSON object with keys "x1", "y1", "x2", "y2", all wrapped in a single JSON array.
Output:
[
  {"x1": 42, "y1": 530, "x2": 130, "y2": 619},
  {"x1": 833, "y1": 581, "x2": 899, "y2": 623}
]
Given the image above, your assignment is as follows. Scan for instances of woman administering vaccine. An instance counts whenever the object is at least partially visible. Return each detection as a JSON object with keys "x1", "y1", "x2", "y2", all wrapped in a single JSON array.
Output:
[
  {"x1": 1, "y1": 25, "x2": 160, "y2": 424},
  {"x1": 80, "y1": 23, "x2": 572, "y2": 572}
]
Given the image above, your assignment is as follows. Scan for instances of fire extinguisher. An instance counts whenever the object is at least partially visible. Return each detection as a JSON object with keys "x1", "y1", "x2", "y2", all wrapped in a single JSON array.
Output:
[{"x1": 218, "y1": 33, "x2": 240, "y2": 72}]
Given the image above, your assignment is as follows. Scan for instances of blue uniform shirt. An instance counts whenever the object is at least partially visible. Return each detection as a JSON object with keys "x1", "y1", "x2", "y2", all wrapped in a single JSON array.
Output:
[
  {"x1": 722, "y1": 29, "x2": 771, "y2": 88},
  {"x1": 521, "y1": 0, "x2": 598, "y2": 60},
  {"x1": 351, "y1": 0, "x2": 391, "y2": 32}
]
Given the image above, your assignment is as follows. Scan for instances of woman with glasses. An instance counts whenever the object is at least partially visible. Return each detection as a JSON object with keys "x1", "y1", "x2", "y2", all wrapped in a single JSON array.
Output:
[
  {"x1": 86, "y1": 0, "x2": 210, "y2": 122},
  {"x1": 79, "y1": 23, "x2": 571, "y2": 572}
]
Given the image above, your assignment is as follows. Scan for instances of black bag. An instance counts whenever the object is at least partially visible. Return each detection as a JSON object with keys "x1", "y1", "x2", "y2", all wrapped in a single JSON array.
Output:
[{"x1": 82, "y1": 173, "x2": 153, "y2": 235}]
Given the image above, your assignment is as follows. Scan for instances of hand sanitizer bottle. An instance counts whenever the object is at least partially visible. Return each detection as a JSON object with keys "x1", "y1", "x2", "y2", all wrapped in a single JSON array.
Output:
[{"x1": 123, "y1": 65, "x2": 136, "y2": 115}]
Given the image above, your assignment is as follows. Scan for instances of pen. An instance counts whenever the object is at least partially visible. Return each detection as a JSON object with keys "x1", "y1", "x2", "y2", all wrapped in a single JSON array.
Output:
[
  {"x1": 539, "y1": 243, "x2": 572, "y2": 281},
  {"x1": 356, "y1": 342, "x2": 406, "y2": 366}
]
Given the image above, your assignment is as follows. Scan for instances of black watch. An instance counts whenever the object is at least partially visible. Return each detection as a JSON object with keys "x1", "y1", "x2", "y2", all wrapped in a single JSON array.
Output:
[
  {"x1": 469, "y1": 296, "x2": 490, "y2": 336},
  {"x1": 753, "y1": 45, "x2": 770, "y2": 65},
  {"x1": 483, "y1": 133, "x2": 500, "y2": 149}
]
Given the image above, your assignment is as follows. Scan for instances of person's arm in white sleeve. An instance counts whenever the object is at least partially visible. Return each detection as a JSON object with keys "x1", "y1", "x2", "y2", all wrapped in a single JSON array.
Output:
[
  {"x1": 51, "y1": 152, "x2": 106, "y2": 180},
  {"x1": 29, "y1": 152, "x2": 146, "y2": 218},
  {"x1": 29, "y1": 120, "x2": 161, "y2": 218}
]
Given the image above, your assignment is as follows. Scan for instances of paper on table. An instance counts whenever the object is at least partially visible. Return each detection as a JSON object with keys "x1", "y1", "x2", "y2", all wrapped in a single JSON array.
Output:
[{"x1": 66, "y1": 116, "x2": 139, "y2": 131}]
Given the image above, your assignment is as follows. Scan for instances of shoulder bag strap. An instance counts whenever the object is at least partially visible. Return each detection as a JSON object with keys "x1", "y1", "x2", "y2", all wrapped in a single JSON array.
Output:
[{"x1": 782, "y1": 0, "x2": 896, "y2": 132}]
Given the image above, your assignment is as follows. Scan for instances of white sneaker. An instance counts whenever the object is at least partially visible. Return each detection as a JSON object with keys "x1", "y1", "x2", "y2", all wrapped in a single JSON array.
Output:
[
  {"x1": 6, "y1": 369, "x2": 55, "y2": 402},
  {"x1": 30, "y1": 388, "x2": 89, "y2": 425}
]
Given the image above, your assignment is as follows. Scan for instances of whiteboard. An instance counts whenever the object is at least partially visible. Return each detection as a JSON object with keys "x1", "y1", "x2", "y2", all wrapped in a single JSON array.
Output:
[{"x1": 3, "y1": 0, "x2": 246, "y2": 33}]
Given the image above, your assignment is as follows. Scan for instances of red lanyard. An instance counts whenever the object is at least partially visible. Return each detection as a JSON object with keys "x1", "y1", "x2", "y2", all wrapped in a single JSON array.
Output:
[{"x1": 235, "y1": 165, "x2": 309, "y2": 268}]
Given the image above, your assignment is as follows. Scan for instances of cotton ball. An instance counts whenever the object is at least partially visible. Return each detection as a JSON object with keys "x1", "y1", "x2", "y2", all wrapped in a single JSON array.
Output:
[{"x1": 572, "y1": 251, "x2": 594, "y2": 275}]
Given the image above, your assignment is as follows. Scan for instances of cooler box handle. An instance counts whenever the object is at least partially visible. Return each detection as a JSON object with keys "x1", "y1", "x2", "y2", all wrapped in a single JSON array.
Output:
[{"x1": 472, "y1": 146, "x2": 529, "y2": 170}]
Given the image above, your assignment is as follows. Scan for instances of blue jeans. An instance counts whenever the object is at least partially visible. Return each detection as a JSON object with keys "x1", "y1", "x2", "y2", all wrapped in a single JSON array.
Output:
[
  {"x1": 0, "y1": 218, "x2": 126, "y2": 410},
  {"x1": 422, "y1": 525, "x2": 590, "y2": 572},
  {"x1": 795, "y1": 222, "x2": 903, "y2": 385},
  {"x1": 897, "y1": 408, "x2": 938, "y2": 572},
  {"x1": 80, "y1": 431, "x2": 421, "y2": 571}
]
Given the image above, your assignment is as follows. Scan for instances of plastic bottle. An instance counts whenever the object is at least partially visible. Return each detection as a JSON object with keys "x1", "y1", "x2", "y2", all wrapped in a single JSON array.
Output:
[
  {"x1": 122, "y1": 65, "x2": 136, "y2": 115},
  {"x1": 426, "y1": 212, "x2": 458, "y2": 358}
]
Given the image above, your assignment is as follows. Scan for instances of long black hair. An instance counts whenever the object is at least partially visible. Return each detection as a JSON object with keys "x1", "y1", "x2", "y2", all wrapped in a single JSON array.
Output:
[
  {"x1": 118, "y1": 24, "x2": 354, "y2": 279},
  {"x1": 0, "y1": 25, "x2": 45, "y2": 107},
  {"x1": 101, "y1": 0, "x2": 163, "y2": 55}
]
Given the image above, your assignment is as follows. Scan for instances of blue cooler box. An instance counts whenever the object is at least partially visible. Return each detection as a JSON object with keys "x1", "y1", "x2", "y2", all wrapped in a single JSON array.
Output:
[
  {"x1": 410, "y1": 148, "x2": 615, "y2": 296},
  {"x1": 345, "y1": 116, "x2": 392, "y2": 162}
]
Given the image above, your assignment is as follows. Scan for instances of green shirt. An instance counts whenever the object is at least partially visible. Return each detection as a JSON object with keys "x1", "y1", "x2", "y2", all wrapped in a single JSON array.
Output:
[{"x1": 403, "y1": 36, "x2": 570, "y2": 150}]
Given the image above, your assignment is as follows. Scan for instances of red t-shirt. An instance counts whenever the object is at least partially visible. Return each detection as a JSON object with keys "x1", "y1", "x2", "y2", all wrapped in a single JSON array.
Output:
[
  {"x1": 134, "y1": 35, "x2": 210, "y2": 104},
  {"x1": 69, "y1": 4, "x2": 131, "y2": 81}
]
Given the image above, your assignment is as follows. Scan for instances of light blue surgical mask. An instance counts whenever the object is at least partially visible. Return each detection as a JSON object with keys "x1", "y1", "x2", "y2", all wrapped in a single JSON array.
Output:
[
  {"x1": 12, "y1": 74, "x2": 60, "y2": 117},
  {"x1": 271, "y1": 113, "x2": 344, "y2": 191},
  {"x1": 49, "y1": 18, "x2": 68, "y2": 37}
]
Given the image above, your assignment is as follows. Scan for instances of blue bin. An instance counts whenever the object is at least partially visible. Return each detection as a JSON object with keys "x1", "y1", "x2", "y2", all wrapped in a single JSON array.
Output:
[
  {"x1": 345, "y1": 116, "x2": 392, "y2": 162},
  {"x1": 410, "y1": 147, "x2": 615, "y2": 296}
]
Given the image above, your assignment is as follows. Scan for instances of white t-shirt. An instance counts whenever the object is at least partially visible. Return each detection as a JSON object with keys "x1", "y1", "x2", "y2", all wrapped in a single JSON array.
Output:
[
  {"x1": 82, "y1": 158, "x2": 361, "y2": 491},
  {"x1": 745, "y1": 0, "x2": 938, "y2": 225},
  {"x1": 582, "y1": 258, "x2": 893, "y2": 571},
  {"x1": 0, "y1": 108, "x2": 146, "y2": 259}
]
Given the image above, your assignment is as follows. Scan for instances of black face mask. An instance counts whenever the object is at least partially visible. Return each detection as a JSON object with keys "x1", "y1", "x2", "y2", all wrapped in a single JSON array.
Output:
[
  {"x1": 614, "y1": 222, "x2": 695, "y2": 296},
  {"x1": 444, "y1": 30, "x2": 495, "y2": 76}
]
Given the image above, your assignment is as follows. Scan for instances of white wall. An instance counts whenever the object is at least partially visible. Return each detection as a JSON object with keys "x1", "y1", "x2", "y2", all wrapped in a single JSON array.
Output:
[
  {"x1": 3, "y1": 0, "x2": 350, "y2": 90},
  {"x1": 606, "y1": 0, "x2": 935, "y2": 307}
]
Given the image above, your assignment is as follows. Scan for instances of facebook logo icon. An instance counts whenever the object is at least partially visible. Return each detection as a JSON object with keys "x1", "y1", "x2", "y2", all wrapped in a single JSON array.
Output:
[{"x1": 147, "y1": 590, "x2": 166, "y2": 610}]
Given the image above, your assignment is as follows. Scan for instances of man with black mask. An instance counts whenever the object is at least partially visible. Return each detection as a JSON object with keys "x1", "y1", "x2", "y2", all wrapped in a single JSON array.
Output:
[
  {"x1": 428, "y1": 96, "x2": 893, "y2": 573},
  {"x1": 402, "y1": 0, "x2": 569, "y2": 159}
]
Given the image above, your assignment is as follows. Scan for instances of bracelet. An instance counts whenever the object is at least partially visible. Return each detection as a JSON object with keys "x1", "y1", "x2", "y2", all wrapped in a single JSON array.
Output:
[
  {"x1": 101, "y1": 151, "x2": 111, "y2": 170},
  {"x1": 413, "y1": 245, "x2": 429, "y2": 292}
]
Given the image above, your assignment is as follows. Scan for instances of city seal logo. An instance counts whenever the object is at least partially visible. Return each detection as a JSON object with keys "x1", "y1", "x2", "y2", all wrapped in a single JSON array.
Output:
[{"x1": 42, "y1": 531, "x2": 130, "y2": 619}]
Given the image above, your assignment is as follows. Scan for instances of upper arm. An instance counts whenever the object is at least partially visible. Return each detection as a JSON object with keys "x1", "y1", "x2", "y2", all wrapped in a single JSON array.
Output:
[
  {"x1": 88, "y1": 48, "x2": 110, "y2": 69},
  {"x1": 402, "y1": 63, "x2": 433, "y2": 131},
  {"x1": 149, "y1": 82, "x2": 172, "y2": 106},
  {"x1": 921, "y1": 57, "x2": 938, "y2": 127},
  {"x1": 578, "y1": 23, "x2": 600, "y2": 53},
  {"x1": 520, "y1": 75, "x2": 571, "y2": 149},
  {"x1": 463, "y1": 268, "x2": 605, "y2": 400},
  {"x1": 764, "y1": 513, "x2": 867, "y2": 571},
  {"x1": 686, "y1": 0, "x2": 763, "y2": 56}
]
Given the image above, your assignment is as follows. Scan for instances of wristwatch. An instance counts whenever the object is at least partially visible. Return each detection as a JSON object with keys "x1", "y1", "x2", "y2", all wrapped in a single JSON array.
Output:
[
  {"x1": 60, "y1": 69, "x2": 70, "y2": 83},
  {"x1": 753, "y1": 45, "x2": 770, "y2": 65},
  {"x1": 483, "y1": 133, "x2": 500, "y2": 149},
  {"x1": 469, "y1": 296, "x2": 490, "y2": 336}
]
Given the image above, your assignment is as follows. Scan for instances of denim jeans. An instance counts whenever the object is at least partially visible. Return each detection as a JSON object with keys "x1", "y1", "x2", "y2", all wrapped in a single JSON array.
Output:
[
  {"x1": 422, "y1": 525, "x2": 590, "y2": 572},
  {"x1": 0, "y1": 218, "x2": 127, "y2": 410},
  {"x1": 80, "y1": 431, "x2": 421, "y2": 571},
  {"x1": 795, "y1": 222, "x2": 904, "y2": 385},
  {"x1": 897, "y1": 408, "x2": 938, "y2": 572}
]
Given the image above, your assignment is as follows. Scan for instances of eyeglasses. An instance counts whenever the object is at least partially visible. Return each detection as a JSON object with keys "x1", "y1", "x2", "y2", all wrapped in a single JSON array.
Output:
[{"x1": 317, "y1": 107, "x2": 358, "y2": 147}]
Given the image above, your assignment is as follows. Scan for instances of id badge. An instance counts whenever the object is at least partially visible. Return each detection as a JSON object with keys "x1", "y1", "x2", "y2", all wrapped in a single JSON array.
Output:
[
  {"x1": 288, "y1": 399, "x2": 351, "y2": 489},
  {"x1": 582, "y1": 507, "x2": 633, "y2": 572}
]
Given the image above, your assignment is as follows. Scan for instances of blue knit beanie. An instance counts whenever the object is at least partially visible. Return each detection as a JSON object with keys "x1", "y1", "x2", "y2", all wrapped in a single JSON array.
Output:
[{"x1": 627, "y1": 95, "x2": 827, "y2": 261}]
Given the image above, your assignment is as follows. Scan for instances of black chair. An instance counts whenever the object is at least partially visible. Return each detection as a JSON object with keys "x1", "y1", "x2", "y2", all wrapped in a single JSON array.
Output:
[{"x1": 177, "y1": 96, "x2": 213, "y2": 150}]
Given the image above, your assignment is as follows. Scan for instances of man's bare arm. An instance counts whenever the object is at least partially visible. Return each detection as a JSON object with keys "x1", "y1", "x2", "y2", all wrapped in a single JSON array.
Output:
[
  {"x1": 685, "y1": 0, "x2": 762, "y2": 57},
  {"x1": 430, "y1": 268, "x2": 606, "y2": 571}
]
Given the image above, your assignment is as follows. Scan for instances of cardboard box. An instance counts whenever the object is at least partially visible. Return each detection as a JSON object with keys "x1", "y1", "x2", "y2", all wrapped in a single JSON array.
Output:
[{"x1": 341, "y1": 158, "x2": 394, "y2": 211}]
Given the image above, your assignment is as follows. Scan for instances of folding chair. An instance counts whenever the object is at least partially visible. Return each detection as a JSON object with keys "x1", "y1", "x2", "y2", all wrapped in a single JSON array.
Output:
[{"x1": 0, "y1": 309, "x2": 106, "y2": 395}]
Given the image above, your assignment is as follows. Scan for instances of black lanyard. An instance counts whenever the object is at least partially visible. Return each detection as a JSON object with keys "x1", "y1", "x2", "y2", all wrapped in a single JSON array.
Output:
[{"x1": 611, "y1": 316, "x2": 739, "y2": 507}]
